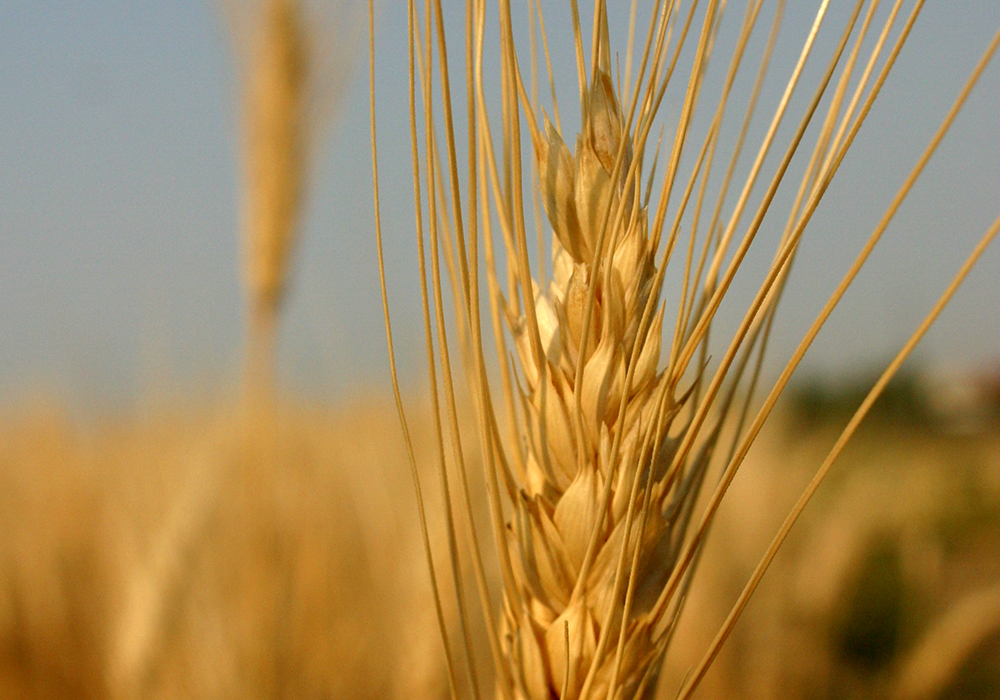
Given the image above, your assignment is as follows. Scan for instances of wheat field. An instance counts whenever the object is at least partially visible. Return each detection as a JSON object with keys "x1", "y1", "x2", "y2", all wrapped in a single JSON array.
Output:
[
  {"x1": 2, "y1": 0, "x2": 999, "y2": 698},
  {"x1": 1, "y1": 389, "x2": 998, "y2": 698}
]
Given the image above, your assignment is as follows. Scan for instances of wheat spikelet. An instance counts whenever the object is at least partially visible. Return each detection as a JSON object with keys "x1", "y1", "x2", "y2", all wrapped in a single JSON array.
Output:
[
  {"x1": 498, "y1": 62, "x2": 679, "y2": 700},
  {"x1": 368, "y1": 1, "x2": 1000, "y2": 698}
]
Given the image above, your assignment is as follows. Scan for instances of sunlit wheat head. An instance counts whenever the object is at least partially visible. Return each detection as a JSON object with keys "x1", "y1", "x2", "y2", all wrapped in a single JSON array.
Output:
[{"x1": 368, "y1": 1, "x2": 1000, "y2": 699}]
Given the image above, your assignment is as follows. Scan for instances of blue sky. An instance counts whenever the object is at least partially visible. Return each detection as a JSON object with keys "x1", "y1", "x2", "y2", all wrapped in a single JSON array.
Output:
[{"x1": 1, "y1": 1, "x2": 997, "y2": 406}]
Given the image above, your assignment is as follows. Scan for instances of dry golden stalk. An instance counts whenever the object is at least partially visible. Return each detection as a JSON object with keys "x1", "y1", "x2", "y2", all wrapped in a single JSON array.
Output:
[
  {"x1": 241, "y1": 0, "x2": 308, "y2": 406},
  {"x1": 244, "y1": 0, "x2": 307, "y2": 313},
  {"x1": 368, "y1": 2, "x2": 1000, "y2": 699}
]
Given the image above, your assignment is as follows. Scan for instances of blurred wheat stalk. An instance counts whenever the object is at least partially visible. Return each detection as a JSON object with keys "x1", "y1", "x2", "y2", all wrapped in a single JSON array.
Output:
[
  {"x1": 111, "y1": 1, "x2": 363, "y2": 694},
  {"x1": 242, "y1": 0, "x2": 308, "y2": 410},
  {"x1": 230, "y1": 0, "x2": 358, "y2": 412},
  {"x1": 369, "y1": 1, "x2": 1000, "y2": 699}
]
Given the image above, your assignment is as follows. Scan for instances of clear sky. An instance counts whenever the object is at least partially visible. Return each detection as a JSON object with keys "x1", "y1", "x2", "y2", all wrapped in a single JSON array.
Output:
[{"x1": 1, "y1": 1, "x2": 997, "y2": 407}]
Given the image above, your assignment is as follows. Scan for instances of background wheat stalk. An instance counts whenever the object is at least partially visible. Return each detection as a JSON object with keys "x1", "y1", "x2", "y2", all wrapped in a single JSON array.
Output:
[
  {"x1": 108, "y1": 1, "x2": 361, "y2": 694},
  {"x1": 240, "y1": 0, "x2": 309, "y2": 414},
  {"x1": 231, "y1": 0, "x2": 359, "y2": 416},
  {"x1": 369, "y1": 1, "x2": 999, "y2": 699}
]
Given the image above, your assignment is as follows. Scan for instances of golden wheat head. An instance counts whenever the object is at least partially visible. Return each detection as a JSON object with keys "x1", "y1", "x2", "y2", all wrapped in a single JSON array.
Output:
[
  {"x1": 244, "y1": 0, "x2": 307, "y2": 317},
  {"x1": 369, "y1": 1, "x2": 1000, "y2": 699}
]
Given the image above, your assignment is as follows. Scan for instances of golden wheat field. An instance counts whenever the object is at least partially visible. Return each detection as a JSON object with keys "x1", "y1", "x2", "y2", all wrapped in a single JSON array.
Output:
[
  {"x1": 2, "y1": 0, "x2": 999, "y2": 699},
  {"x1": 2, "y1": 387, "x2": 999, "y2": 698}
]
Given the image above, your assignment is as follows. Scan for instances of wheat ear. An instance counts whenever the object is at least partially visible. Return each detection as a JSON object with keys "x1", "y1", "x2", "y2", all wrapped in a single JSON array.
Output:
[
  {"x1": 240, "y1": 0, "x2": 308, "y2": 410},
  {"x1": 370, "y1": 2, "x2": 1000, "y2": 699}
]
